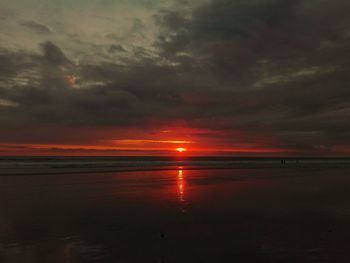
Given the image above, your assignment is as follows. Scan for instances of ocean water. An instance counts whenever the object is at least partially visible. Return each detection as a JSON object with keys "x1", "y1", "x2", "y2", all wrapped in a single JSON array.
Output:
[
  {"x1": 0, "y1": 158, "x2": 350, "y2": 262},
  {"x1": 1, "y1": 156, "x2": 350, "y2": 175}
]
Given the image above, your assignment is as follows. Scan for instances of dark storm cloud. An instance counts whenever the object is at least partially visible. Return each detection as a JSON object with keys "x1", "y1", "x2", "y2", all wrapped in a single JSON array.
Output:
[
  {"x1": 0, "y1": 49, "x2": 38, "y2": 78},
  {"x1": 41, "y1": 41, "x2": 71, "y2": 66},
  {"x1": 108, "y1": 44, "x2": 127, "y2": 53},
  {"x1": 153, "y1": 0, "x2": 350, "y2": 151},
  {"x1": 0, "y1": 52, "x2": 15, "y2": 78},
  {"x1": 19, "y1": 20, "x2": 51, "y2": 34},
  {"x1": 1, "y1": 0, "x2": 350, "y2": 154}
]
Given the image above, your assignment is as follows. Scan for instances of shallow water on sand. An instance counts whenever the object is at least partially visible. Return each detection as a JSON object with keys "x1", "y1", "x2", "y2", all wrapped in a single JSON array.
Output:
[{"x1": 0, "y1": 168, "x2": 350, "y2": 262}]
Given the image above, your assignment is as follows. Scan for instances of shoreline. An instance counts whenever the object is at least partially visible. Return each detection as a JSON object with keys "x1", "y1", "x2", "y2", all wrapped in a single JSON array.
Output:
[{"x1": 1, "y1": 162, "x2": 350, "y2": 176}]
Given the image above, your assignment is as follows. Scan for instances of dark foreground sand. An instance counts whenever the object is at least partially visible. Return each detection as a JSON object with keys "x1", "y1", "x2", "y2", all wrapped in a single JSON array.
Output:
[{"x1": 0, "y1": 167, "x2": 350, "y2": 262}]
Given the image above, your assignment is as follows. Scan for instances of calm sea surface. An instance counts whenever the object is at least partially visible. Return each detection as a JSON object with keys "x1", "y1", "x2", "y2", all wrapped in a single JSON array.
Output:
[{"x1": 0, "y1": 158, "x2": 350, "y2": 262}]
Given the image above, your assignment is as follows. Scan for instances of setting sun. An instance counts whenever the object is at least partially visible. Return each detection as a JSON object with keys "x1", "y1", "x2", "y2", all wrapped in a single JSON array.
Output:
[{"x1": 175, "y1": 147, "x2": 187, "y2": 153}]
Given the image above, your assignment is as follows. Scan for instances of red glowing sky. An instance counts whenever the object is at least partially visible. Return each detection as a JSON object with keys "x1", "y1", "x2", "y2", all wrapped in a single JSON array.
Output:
[{"x1": 0, "y1": 124, "x2": 296, "y2": 156}]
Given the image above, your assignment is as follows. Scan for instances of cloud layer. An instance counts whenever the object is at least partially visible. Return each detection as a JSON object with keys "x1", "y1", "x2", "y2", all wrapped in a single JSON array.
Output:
[{"x1": 1, "y1": 0, "x2": 350, "y2": 155}]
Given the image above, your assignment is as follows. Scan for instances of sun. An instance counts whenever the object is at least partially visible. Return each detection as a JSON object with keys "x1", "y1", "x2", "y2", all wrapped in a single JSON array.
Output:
[{"x1": 175, "y1": 147, "x2": 187, "y2": 153}]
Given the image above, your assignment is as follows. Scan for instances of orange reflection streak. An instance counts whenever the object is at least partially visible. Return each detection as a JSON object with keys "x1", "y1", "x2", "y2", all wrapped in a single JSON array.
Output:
[{"x1": 177, "y1": 169, "x2": 185, "y2": 202}]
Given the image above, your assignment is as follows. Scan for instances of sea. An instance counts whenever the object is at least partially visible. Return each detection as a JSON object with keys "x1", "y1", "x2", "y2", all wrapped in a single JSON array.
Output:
[
  {"x1": 1, "y1": 156, "x2": 350, "y2": 175},
  {"x1": 0, "y1": 156, "x2": 350, "y2": 262}
]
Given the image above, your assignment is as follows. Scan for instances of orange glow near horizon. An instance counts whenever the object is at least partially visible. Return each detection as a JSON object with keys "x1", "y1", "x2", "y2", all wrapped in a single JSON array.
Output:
[
  {"x1": 112, "y1": 140, "x2": 193, "y2": 145},
  {"x1": 0, "y1": 125, "x2": 293, "y2": 156},
  {"x1": 175, "y1": 147, "x2": 187, "y2": 153},
  {"x1": 0, "y1": 142, "x2": 292, "y2": 156},
  {"x1": 0, "y1": 124, "x2": 300, "y2": 156}
]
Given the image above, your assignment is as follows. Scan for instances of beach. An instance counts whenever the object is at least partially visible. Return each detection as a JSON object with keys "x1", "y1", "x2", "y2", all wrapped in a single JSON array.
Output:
[{"x1": 0, "y1": 158, "x2": 350, "y2": 262}]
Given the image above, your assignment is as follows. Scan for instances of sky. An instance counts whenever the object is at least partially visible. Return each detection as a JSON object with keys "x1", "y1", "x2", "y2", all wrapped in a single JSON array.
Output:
[{"x1": 0, "y1": 0, "x2": 350, "y2": 156}]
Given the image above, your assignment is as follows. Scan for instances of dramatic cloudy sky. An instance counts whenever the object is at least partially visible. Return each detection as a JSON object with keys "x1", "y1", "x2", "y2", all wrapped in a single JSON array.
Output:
[{"x1": 0, "y1": 0, "x2": 350, "y2": 156}]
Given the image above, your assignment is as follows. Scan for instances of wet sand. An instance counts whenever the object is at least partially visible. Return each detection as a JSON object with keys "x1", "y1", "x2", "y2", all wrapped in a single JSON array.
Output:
[{"x1": 0, "y1": 167, "x2": 350, "y2": 262}]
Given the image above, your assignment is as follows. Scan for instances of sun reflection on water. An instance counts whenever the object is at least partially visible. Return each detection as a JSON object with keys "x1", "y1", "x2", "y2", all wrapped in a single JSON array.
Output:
[{"x1": 177, "y1": 168, "x2": 185, "y2": 202}]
